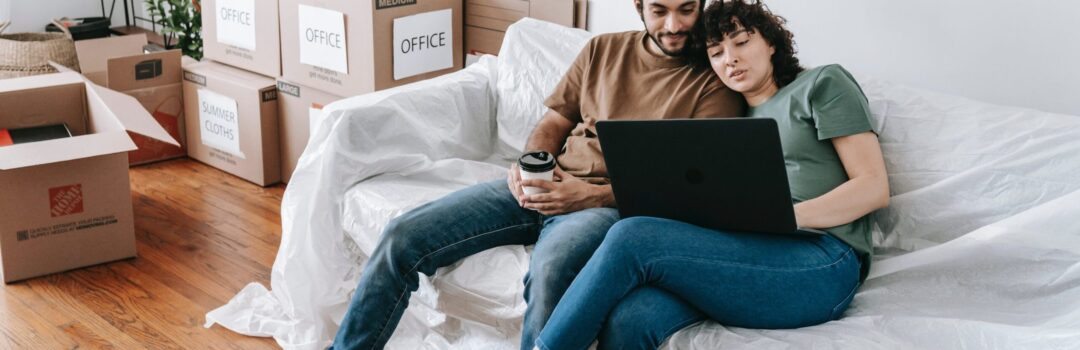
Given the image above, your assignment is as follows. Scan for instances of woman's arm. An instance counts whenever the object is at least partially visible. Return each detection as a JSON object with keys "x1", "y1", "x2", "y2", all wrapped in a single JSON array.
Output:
[{"x1": 794, "y1": 132, "x2": 889, "y2": 229}]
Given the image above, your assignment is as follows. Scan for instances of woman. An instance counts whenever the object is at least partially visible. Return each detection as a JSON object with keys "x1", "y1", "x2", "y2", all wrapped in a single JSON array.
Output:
[{"x1": 532, "y1": 1, "x2": 889, "y2": 349}]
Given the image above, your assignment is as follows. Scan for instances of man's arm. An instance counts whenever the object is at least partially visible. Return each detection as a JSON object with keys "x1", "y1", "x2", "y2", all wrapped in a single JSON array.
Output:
[
  {"x1": 525, "y1": 109, "x2": 576, "y2": 155},
  {"x1": 508, "y1": 109, "x2": 616, "y2": 214},
  {"x1": 507, "y1": 109, "x2": 577, "y2": 205}
]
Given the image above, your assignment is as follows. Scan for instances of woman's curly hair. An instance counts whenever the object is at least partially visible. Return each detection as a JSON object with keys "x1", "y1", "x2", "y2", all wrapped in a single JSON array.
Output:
[{"x1": 703, "y1": 0, "x2": 804, "y2": 88}]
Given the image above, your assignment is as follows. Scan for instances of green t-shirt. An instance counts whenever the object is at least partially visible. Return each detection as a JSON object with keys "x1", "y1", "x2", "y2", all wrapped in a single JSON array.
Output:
[{"x1": 747, "y1": 64, "x2": 875, "y2": 280}]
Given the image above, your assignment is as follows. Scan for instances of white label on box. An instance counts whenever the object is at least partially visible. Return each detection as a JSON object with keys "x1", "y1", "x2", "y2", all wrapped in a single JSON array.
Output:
[
  {"x1": 298, "y1": 5, "x2": 348, "y2": 74},
  {"x1": 216, "y1": 0, "x2": 257, "y2": 50},
  {"x1": 197, "y1": 89, "x2": 246, "y2": 159},
  {"x1": 393, "y1": 9, "x2": 453, "y2": 80}
]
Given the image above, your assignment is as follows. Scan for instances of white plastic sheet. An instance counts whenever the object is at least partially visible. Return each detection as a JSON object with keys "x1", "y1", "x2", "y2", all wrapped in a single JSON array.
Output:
[{"x1": 207, "y1": 19, "x2": 1080, "y2": 349}]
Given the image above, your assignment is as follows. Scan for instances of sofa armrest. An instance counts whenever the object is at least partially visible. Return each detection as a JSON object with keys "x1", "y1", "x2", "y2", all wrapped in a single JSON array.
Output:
[
  {"x1": 207, "y1": 57, "x2": 502, "y2": 348},
  {"x1": 305, "y1": 57, "x2": 498, "y2": 177}
]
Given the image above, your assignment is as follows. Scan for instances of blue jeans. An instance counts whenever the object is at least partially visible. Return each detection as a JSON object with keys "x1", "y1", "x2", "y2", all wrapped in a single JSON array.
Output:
[
  {"x1": 536, "y1": 217, "x2": 863, "y2": 350},
  {"x1": 330, "y1": 180, "x2": 620, "y2": 350}
]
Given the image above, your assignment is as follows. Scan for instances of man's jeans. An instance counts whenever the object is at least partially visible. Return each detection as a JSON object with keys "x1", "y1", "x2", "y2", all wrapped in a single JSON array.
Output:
[
  {"x1": 537, "y1": 217, "x2": 863, "y2": 350},
  {"x1": 330, "y1": 180, "x2": 619, "y2": 350}
]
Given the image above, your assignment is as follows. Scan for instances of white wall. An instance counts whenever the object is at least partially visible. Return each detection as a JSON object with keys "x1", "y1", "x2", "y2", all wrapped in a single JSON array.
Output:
[
  {"x1": 0, "y1": 0, "x2": 10, "y2": 26},
  {"x1": 587, "y1": 0, "x2": 1080, "y2": 116},
  {"x1": 0, "y1": 0, "x2": 145, "y2": 33},
  {"x1": 587, "y1": 0, "x2": 642, "y2": 34}
]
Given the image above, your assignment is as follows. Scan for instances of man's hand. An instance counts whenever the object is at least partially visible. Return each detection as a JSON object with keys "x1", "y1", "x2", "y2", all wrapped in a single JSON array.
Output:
[
  {"x1": 520, "y1": 167, "x2": 614, "y2": 215},
  {"x1": 507, "y1": 163, "x2": 527, "y2": 205}
]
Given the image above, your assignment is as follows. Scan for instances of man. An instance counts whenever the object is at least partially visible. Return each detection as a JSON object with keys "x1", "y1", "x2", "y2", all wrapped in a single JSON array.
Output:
[{"x1": 330, "y1": 1, "x2": 744, "y2": 349}]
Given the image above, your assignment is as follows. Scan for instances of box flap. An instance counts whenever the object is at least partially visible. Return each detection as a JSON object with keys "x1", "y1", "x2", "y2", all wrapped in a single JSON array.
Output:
[
  {"x1": 49, "y1": 64, "x2": 181, "y2": 148},
  {"x1": 0, "y1": 71, "x2": 161, "y2": 170},
  {"x1": 106, "y1": 49, "x2": 182, "y2": 92},
  {"x1": 0, "y1": 69, "x2": 83, "y2": 91},
  {"x1": 86, "y1": 82, "x2": 180, "y2": 147},
  {"x1": 74, "y1": 34, "x2": 148, "y2": 85},
  {"x1": 0, "y1": 131, "x2": 135, "y2": 170}
]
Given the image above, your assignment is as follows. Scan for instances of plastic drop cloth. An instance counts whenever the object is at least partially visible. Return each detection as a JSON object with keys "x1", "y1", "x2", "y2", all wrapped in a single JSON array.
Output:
[{"x1": 206, "y1": 19, "x2": 1080, "y2": 349}]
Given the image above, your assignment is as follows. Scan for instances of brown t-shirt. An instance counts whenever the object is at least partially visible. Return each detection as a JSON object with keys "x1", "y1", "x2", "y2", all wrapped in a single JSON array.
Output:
[{"x1": 545, "y1": 31, "x2": 745, "y2": 182}]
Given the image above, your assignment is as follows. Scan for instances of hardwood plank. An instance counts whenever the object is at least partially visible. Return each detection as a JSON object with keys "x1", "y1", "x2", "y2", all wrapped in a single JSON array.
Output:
[
  {"x1": 135, "y1": 161, "x2": 284, "y2": 247},
  {"x1": 58, "y1": 320, "x2": 124, "y2": 350},
  {"x1": 17, "y1": 274, "x2": 146, "y2": 349},
  {"x1": 0, "y1": 158, "x2": 283, "y2": 349},
  {"x1": 0, "y1": 284, "x2": 81, "y2": 349},
  {"x1": 129, "y1": 194, "x2": 277, "y2": 293},
  {"x1": 57, "y1": 264, "x2": 188, "y2": 350}
]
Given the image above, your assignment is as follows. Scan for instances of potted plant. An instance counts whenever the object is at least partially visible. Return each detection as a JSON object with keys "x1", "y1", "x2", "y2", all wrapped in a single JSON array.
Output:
[{"x1": 144, "y1": 0, "x2": 203, "y2": 60}]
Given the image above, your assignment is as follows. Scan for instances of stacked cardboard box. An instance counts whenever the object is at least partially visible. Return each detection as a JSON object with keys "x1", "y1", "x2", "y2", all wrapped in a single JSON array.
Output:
[
  {"x1": 195, "y1": 0, "x2": 286, "y2": 186},
  {"x1": 182, "y1": 61, "x2": 281, "y2": 186},
  {"x1": 199, "y1": 0, "x2": 474, "y2": 184},
  {"x1": 278, "y1": 0, "x2": 464, "y2": 95},
  {"x1": 0, "y1": 72, "x2": 178, "y2": 283},
  {"x1": 202, "y1": 0, "x2": 283, "y2": 77},
  {"x1": 275, "y1": 79, "x2": 342, "y2": 183},
  {"x1": 465, "y1": 0, "x2": 587, "y2": 55}
]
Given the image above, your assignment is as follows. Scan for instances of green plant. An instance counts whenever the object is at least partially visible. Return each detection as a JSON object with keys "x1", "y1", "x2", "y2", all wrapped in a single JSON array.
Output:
[{"x1": 144, "y1": 0, "x2": 203, "y2": 60}]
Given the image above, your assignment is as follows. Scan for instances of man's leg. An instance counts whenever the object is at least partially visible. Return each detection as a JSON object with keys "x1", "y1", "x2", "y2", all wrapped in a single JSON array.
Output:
[
  {"x1": 597, "y1": 287, "x2": 706, "y2": 350},
  {"x1": 519, "y1": 207, "x2": 620, "y2": 350},
  {"x1": 332, "y1": 180, "x2": 542, "y2": 350}
]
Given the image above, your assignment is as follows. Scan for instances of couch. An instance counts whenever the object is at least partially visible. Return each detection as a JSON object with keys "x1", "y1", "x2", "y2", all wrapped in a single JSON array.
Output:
[{"x1": 206, "y1": 19, "x2": 1080, "y2": 349}]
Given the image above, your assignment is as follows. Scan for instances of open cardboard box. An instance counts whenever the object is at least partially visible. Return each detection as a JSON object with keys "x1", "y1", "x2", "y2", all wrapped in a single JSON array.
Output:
[
  {"x1": 74, "y1": 34, "x2": 187, "y2": 166},
  {"x1": 0, "y1": 70, "x2": 178, "y2": 283}
]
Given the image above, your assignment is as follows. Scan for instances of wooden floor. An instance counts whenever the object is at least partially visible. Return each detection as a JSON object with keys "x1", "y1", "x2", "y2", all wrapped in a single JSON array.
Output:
[{"x1": 1, "y1": 158, "x2": 284, "y2": 349}]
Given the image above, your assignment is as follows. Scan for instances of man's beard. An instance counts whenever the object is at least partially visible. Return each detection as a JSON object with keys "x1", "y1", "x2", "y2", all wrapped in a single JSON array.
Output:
[
  {"x1": 647, "y1": 30, "x2": 695, "y2": 57},
  {"x1": 639, "y1": 12, "x2": 699, "y2": 58}
]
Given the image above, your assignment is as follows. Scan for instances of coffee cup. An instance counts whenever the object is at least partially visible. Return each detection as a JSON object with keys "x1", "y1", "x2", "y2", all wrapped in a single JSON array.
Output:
[{"x1": 518, "y1": 150, "x2": 556, "y2": 195}]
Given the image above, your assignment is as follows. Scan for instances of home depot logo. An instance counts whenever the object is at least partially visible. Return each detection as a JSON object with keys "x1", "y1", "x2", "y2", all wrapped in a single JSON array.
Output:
[{"x1": 49, "y1": 184, "x2": 84, "y2": 217}]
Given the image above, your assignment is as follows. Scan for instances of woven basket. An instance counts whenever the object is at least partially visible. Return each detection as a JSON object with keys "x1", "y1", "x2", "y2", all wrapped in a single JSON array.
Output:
[{"x1": 0, "y1": 20, "x2": 82, "y2": 79}]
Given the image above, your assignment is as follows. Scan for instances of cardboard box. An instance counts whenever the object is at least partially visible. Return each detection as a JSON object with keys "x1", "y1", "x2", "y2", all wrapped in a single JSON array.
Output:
[
  {"x1": 74, "y1": 35, "x2": 187, "y2": 166},
  {"x1": 202, "y1": 0, "x2": 283, "y2": 77},
  {"x1": 0, "y1": 72, "x2": 178, "y2": 283},
  {"x1": 464, "y1": 0, "x2": 586, "y2": 55},
  {"x1": 279, "y1": 0, "x2": 464, "y2": 96},
  {"x1": 275, "y1": 79, "x2": 342, "y2": 183},
  {"x1": 183, "y1": 60, "x2": 281, "y2": 186}
]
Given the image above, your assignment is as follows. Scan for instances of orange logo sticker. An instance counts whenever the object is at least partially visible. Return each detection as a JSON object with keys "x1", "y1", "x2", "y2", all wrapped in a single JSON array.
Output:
[{"x1": 49, "y1": 184, "x2": 84, "y2": 217}]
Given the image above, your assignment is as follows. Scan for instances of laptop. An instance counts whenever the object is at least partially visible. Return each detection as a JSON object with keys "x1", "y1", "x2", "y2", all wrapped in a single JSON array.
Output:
[{"x1": 596, "y1": 118, "x2": 825, "y2": 236}]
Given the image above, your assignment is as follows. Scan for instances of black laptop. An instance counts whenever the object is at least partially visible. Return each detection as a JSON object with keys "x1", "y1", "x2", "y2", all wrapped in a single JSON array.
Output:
[{"x1": 596, "y1": 118, "x2": 825, "y2": 236}]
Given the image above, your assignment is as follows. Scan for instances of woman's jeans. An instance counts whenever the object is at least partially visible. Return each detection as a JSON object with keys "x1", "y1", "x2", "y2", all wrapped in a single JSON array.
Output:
[
  {"x1": 536, "y1": 217, "x2": 863, "y2": 350},
  {"x1": 330, "y1": 180, "x2": 620, "y2": 350}
]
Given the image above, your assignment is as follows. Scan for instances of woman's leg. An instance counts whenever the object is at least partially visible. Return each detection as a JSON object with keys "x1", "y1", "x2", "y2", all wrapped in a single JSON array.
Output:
[
  {"x1": 597, "y1": 286, "x2": 706, "y2": 350},
  {"x1": 520, "y1": 207, "x2": 620, "y2": 350},
  {"x1": 535, "y1": 217, "x2": 861, "y2": 350}
]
